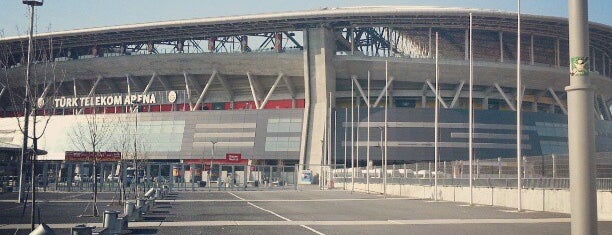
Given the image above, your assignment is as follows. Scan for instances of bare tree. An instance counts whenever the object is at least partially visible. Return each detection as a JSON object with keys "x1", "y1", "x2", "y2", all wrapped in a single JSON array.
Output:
[
  {"x1": 69, "y1": 109, "x2": 116, "y2": 217},
  {"x1": 1, "y1": 24, "x2": 65, "y2": 229},
  {"x1": 112, "y1": 109, "x2": 149, "y2": 199}
]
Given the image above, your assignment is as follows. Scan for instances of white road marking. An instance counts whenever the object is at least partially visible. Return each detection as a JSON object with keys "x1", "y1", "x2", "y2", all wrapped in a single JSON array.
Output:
[
  {"x1": 228, "y1": 192, "x2": 326, "y2": 235},
  {"x1": 0, "y1": 218, "x2": 577, "y2": 229},
  {"x1": 0, "y1": 197, "x2": 415, "y2": 203}
]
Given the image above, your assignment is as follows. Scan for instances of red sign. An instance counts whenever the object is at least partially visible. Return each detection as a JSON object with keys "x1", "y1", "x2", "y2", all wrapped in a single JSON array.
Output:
[
  {"x1": 65, "y1": 151, "x2": 121, "y2": 162},
  {"x1": 225, "y1": 153, "x2": 242, "y2": 162}
]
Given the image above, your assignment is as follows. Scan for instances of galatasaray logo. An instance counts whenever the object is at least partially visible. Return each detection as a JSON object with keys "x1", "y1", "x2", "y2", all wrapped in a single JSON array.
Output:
[{"x1": 168, "y1": 91, "x2": 177, "y2": 103}]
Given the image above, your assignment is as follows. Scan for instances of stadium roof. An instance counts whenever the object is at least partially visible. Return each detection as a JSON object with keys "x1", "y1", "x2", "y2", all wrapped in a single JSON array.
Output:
[{"x1": 0, "y1": 6, "x2": 611, "y2": 56}]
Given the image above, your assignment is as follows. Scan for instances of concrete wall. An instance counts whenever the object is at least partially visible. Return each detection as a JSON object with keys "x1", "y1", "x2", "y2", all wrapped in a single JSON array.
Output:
[{"x1": 347, "y1": 182, "x2": 612, "y2": 220}]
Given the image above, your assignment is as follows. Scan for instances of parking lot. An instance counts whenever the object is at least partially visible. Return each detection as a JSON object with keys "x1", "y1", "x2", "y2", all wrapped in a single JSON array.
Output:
[{"x1": 1, "y1": 189, "x2": 611, "y2": 234}]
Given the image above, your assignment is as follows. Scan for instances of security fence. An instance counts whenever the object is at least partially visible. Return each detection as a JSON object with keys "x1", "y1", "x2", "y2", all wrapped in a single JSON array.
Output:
[
  {"x1": 0, "y1": 161, "x2": 300, "y2": 194},
  {"x1": 333, "y1": 154, "x2": 612, "y2": 191}
]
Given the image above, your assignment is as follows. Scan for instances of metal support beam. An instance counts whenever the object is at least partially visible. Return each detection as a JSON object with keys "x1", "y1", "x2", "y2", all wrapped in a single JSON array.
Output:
[
  {"x1": 351, "y1": 75, "x2": 370, "y2": 107},
  {"x1": 183, "y1": 71, "x2": 193, "y2": 110},
  {"x1": 127, "y1": 74, "x2": 145, "y2": 91},
  {"x1": 548, "y1": 87, "x2": 568, "y2": 115},
  {"x1": 426, "y1": 80, "x2": 449, "y2": 108},
  {"x1": 373, "y1": 76, "x2": 395, "y2": 107},
  {"x1": 143, "y1": 73, "x2": 156, "y2": 95},
  {"x1": 156, "y1": 75, "x2": 170, "y2": 91},
  {"x1": 282, "y1": 75, "x2": 296, "y2": 99},
  {"x1": 450, "y1": 80, "x2": 466, "y2": 108},
  {"x1": 192, "y1": 71, "x2": 217, "y2": 111},
  {"x1": 246, "y1": 72, "x2": 261, "y2": 109},
  {"x1": 87, "y1": 75, "x2": 103, "y2": 97},
  {"x1": 494, "y1": 83, "x2": 516, "y2": 111},
  {"x1": 259, "y1": 73, "x2": 284, "y2": 109},
  {"x1": 215, "y1": 72, "x2": 234, "y2": 101}
]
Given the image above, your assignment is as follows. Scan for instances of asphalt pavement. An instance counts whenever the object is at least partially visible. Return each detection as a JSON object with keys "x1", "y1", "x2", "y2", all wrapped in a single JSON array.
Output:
[{"x1": 0, "y1": 189, "x2": 611, "y2": 235}]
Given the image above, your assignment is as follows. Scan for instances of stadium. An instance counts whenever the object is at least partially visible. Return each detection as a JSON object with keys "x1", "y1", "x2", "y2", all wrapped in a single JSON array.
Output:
[{"x1": 0, "y1": 6, "x2": 611, "y2": 172}]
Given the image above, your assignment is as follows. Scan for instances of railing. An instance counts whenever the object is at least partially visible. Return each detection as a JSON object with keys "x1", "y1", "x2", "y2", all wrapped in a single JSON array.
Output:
[
  {"x1": 0, "y1": 162, "x2": 299, "y2": 194},
  {"x1": 340, "y1": 177, "x2": 612, "y2": 191}
]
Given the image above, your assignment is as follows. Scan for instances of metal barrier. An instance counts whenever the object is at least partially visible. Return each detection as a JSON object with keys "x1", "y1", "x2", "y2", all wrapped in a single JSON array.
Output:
[
  {"x1": 1, "y1": 161, "x2": 301, "y2": 193},
  {"x1": 337, "y1": 175, "x2": 612, "y2": 191}
]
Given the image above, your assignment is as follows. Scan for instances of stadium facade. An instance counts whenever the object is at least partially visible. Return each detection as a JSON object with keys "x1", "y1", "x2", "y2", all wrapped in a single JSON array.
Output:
[{"x1": 0, "y1": 6, "x2": 611, "y2": 168}]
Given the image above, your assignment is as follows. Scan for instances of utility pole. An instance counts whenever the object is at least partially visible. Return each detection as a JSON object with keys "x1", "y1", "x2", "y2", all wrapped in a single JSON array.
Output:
[{"x1": 566, "y1": 0, "x2": 598, "y2": 234}]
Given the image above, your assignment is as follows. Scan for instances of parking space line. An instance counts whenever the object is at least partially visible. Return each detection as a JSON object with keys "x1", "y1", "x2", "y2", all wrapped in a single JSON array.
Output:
[{"x1": 228, "y1": 192, "x2": 326, "y2": 235}]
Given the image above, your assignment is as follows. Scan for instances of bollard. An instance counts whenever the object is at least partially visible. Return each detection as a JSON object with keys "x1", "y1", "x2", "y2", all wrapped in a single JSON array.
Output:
[
  {"x1": 103, "y1": 210, "x2": 120, "y2": 233},
  {"x1": 71, "y1": 224, "x2": 93, "y2": 235},
  {"x1": 154, "y1": 188, "x2": 160, "y2": 199},
  {"x1": 137, "y1": 198, "x2": 148, "y2": 212},
  {"x1": 124, "y1": 201, "x2": 136, "y2": 221}
]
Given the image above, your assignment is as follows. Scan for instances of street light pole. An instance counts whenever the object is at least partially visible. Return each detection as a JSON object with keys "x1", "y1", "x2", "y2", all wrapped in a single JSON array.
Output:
[
  {"x1": 18, "y1": 0, "x2": 43, "y2": 205},
  {"x1": 567, "y1": 0, "x2": 598, "y2": 234}
]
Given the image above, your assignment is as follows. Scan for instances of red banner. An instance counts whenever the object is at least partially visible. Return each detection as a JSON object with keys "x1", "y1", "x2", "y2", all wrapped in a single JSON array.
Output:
[
  {"x1": 65, "y1": 151, "x2": 121, "y2": 162},
  {"x1": 225, "y1": 153, "x2": 242, "y2": 162}
]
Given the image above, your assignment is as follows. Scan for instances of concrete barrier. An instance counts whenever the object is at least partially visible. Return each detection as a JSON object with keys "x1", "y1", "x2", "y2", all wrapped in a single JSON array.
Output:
[{"x1": 349, "y1": 182, "x2": 612, "y2": 219}]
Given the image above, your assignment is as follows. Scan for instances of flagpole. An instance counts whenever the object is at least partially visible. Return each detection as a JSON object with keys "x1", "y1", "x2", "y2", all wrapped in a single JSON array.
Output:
[
  {"x1": 434, "y1": 32, "x2": 439, "y2": 201},
  {"x1": 351, "y1": 78, "x2": 355, "y2": 192},
  {"x1": 366, "y1": 71, "x2": 371, "y2": 194},
  {"x1": 516, "y1": 0, "x2": 523, "y2": 212},
  {"x1": 468, "y1": 12, "x2": 474, "y2": 206},
  {"x1": 384, "y1": 60, "x2": 388, "y2": 197},
  {"x1": 344, "y1": 108, "x2": 348, "y2": 190}
]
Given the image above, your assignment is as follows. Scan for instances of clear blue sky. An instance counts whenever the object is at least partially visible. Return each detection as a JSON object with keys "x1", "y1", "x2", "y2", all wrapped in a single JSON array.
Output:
[{"x1": 1, "y1": 0, "x2": 610, "y2": 37}]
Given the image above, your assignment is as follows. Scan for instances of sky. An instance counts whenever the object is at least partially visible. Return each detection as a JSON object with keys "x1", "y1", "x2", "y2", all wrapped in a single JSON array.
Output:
[{"x1": 0, "y1": 0, "x2": 611, "y2": 37}]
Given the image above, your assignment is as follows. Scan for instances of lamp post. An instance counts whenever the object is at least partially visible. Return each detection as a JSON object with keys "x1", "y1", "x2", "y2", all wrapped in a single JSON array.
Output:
[
  {"x1": 567, "y1": 0, "x2": 598, "y2": 233},
  {"x1": 18, "y1": 0, "x2": 43, "y2": 205}
]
